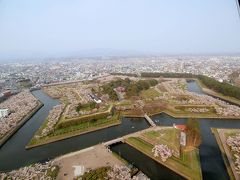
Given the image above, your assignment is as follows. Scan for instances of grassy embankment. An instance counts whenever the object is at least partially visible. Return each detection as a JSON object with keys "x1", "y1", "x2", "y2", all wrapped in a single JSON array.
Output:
[
  {"x1": 140, "y1": 88, "x2": 161, "y2": 99},
  {"x1": 80, "y1": 166, "x2": 111, "y2": 180},
  {"x1": 140, "y1": 72, "x2": 240, "y2": 117},
  {"x1": 196, "y1": 79, "x2": 240, "y2": 106},
  {"x1": 142, "y1": 128, "x2": 180, "y2": 154},
  {"x1": 125, "y1": 128, "x2": 202, "y2": 179},
  {"x1": 46, "y1": 165, "x2": 60, "y2": 179},
  {"x1": 120, "y1": 96, "x2": 240, "y2": 120},
  {"x1": 27, "y1": 106, "x2": 121, "y2": 148},
  {"x1": 211, "y1": 128, "x2": 236, "y2": 180},
  {"x1": 121, "y1": 79, "x2": 240, "y2": 119}
]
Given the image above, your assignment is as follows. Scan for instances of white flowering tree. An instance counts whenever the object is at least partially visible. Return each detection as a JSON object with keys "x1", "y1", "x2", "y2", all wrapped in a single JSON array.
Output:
[
  {"x1": 107, "y1": 165, "x2": 132, "y2": 180},
  {"x1": 227, "y1": 133, "x2": 240, "y2": 174},
  {"x1": 152, "y1": 144, "x2": 172, "y2": 162}
]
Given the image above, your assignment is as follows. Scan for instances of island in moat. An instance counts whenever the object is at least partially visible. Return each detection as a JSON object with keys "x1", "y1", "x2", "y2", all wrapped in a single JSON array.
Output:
[
  {"x1": 25, "y1": 74, "x2": 240, "y2": 179},
  {"x1": 212, "y1": 128, "x2": 240, "y2": 180},
  {"x1": 27, "y1": 74, "x2": 240, "y2": 147},
  {"x1": 2, "y1": 73, "x2": 240, "y2": 180}
]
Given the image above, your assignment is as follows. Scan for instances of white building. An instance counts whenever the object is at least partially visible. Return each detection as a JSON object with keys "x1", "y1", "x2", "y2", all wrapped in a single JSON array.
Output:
[
  {"x1": 180, "y1": 132, "x2": 186, "y2": 146},
  {"x1": 0, "y1": 109, "x2": 9, "y2": 119}
]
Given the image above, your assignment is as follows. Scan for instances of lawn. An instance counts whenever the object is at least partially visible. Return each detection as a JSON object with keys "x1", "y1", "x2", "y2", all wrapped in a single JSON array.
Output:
[
  {"x1": 142, "y1": 129, "x2": 180, "y2": 154},
  {"x1": 125, "y1": 136, "x2": 202, "y2": 180},
  {"x1": 117, "y1": 100, "x2": 133, "y2": 106},
  {"x1": 53, "y1": 114, "x2": 119, "y2": 136},
  {"x1": 28, "y1": 113, "x2": 121, "y2": 147},
  {"x1": 80, "y1": 166, "x2": 110, "y2": 180},
  {"x1": 126, "y1": 137, "x2": 153, "y2": 152},
  {"x1": 140, "y1": 88, "x2": 160, "y2": 99}
]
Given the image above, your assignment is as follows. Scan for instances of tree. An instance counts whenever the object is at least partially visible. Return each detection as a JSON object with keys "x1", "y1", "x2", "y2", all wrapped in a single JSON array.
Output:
[
  {"x1": 91, "y1": 87, "x2": 96, "y2": 93},
  {"x1": 89, "y1": 101, "x2": 97, "y2": 109},
  {"x1": 198, "y1": 75, "x2": 240, "y2": 100},
  {"x1": 76, "y1": 103, "x2": 82, "y2": 113},
  {"x1": 186, "y1": 118, "x2": 201, "y2": 147}
]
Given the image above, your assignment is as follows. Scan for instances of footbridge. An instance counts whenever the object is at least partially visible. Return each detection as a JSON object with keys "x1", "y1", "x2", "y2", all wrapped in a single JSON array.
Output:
[
  {"x1": 144, "y1": 114, "x2": 156, "y2": 127},
  {"x1": 103, "y1": 137, "x2": 124, "y2": 146}
]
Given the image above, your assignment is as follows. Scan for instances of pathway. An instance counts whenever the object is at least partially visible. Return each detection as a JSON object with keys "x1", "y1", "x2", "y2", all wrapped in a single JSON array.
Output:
[{"x1": 144, "y1": 113, "x2": 156, "y2": 127}]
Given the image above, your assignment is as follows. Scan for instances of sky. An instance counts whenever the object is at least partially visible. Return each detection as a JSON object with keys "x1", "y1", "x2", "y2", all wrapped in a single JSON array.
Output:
[{"x1": 0, "y1": 0, "x2": 240, "y2": 60}]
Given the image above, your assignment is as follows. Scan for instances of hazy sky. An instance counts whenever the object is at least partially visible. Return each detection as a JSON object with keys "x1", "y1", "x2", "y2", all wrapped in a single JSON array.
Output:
[{"x1": 0, "y1": 0, "x2": 240, "y2": 60}]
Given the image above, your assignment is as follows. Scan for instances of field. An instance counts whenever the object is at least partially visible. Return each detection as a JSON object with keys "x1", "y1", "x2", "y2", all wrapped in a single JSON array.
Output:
[
  {"x1": 142, "y1": 128, "x2": 180, "y2": 155},
  {"x1": 27, "y1": 113, "x2": 121, "y2": 148},
  {"x1": 140, "y1": 88, "x2": 160, "y2": 99},
  {"x1": 125, "y1": 128, "x2": 202, "y2": 179}
]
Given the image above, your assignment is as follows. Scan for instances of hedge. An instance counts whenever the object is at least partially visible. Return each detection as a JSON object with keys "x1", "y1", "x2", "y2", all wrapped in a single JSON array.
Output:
[{"x1": 58, "y1": 110, "x2": 112, "y2": 128}]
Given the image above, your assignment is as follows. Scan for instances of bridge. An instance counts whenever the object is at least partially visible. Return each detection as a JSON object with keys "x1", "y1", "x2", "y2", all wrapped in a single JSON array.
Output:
[
  {"x1": 144, "y1": 114, "x2": 156, "y2": 127},
  {"x1": 103, "y1": 137, "x2": 124, "y2": 146}
]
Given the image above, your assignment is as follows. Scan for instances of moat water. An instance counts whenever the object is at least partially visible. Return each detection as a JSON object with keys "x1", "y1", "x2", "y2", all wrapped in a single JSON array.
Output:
[
  {"x1": 0, "y1": 81, "x2": 240, "y2": 180},
  {"x1": 112, "y1": 113, "x2": 240, "y2": 180},
  {"x1": 0, "y1": 90, "x2": 149, "y2": 171},
  {"x1": 111, "y1": 81, "x2": 240, "y2": 180}
]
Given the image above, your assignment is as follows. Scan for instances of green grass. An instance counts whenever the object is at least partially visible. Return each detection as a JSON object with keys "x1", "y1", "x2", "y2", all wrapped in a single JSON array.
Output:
[
  {"x1": 76, "y1": 102, "x2": 97, "y2": 112},
  {"x1": 127, "y1": 137, "x2": 154, "y2": 152},
  {"x1": 126, "y1": 137, "x2": 202, "y2": 180},
  {"x1": 140, "y1": 88, "x2": 160, "y2": 99},
  {"x1": 28, "y1": 114, "x2": 120, "y2": 146},
  {"x1": 46, "y1": 165, "x2": 60, "y2": 179},
  {"x1": 144, "y1": 129, "x2": 177, "y2": 142},
  {"x1": 61, "y1": 105, "x2": 112, "y2": 123},
  {"x1": 79, "y1": 166, "x2": 110, "y2": 180},
  {"x1": 52, "y1": 115, "x2": 118, "y2": 136},
  {"x1": 117, "y1": 100, "x2": 133, "y2": 106},
  {"x1": 143, "y1": 129, "x2": 180, "y2": 153},
  {"x1": 179, "y1": 83, "x2": 187, "y2": 90}
]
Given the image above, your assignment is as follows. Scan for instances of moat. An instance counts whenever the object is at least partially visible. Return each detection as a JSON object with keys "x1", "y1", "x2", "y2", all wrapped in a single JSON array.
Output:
[
  {"x1": 0, "y1": 90, "x2": 150, "y2": 171},
  {"x1": 1, "y1": 81, "x2": 240, "y2": 180}
]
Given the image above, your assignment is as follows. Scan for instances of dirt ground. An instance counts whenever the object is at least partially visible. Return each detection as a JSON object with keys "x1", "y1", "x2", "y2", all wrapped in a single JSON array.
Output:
[{"x1": 53, "y1": 144, "x2": 124, "y2": 180}]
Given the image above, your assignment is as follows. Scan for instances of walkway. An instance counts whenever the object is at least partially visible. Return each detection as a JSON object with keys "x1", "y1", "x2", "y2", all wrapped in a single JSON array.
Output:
[
  {"x1": 53, "y1": 144, "x2": 124, "y2": 180},
  {"x1": 144, "y1": 114, "x2": 156, "y2": 127},
  {"x1": 103, "y1": 137, "x2": 124, "y2": 146}
]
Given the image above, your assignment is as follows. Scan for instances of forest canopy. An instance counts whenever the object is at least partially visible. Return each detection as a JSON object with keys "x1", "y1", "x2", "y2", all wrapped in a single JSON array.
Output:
[
  {"x1": 101, "y1": 78, "x2": 158, "y2": 100},
  {"x1": 141, "y1": 72, "x2": 240, "y2": 100}
]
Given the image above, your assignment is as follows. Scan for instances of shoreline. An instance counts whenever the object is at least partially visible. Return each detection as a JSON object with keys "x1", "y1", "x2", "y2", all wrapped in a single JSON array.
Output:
[
  {"x1": 26, "y1": 120, "x2": 121, "y2": 149},
  {"x1": 125, "y1": 140, "x2": 193, "y2": 180},
  {"x1": 0, "y1": 101, "x2": 43, "y2": 147},
  {"x1": 211, "y1": 128, "x2": 236, "y2": 180},
  {"x1": 24, "y1": 78, "x2": 240, "y2": 155},
  {"x1": 26, "y1": 93, "x2": 240, "y2": 150},
  {"x1": 194, "y1": 78, "x2": 240, "y2": 107},
  {"x1": 123, "y1": 110, "x2": 240, "y2": 120}
]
